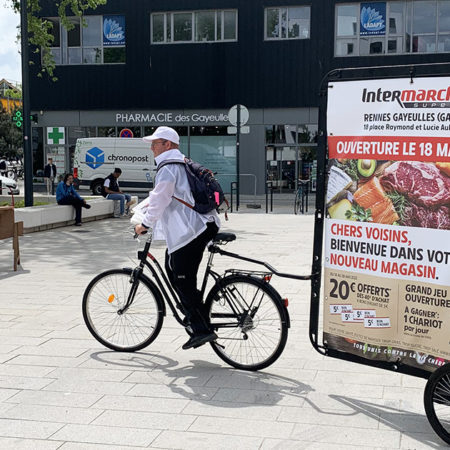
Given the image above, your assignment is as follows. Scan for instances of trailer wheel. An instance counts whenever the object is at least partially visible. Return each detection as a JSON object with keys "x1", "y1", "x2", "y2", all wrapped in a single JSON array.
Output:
[{"x1": 424, "y1": 363, "x2": 450, "y2": 445}]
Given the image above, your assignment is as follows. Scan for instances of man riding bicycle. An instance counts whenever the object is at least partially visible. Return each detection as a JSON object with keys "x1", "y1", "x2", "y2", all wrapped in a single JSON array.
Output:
[{"x1": 134, "y1": 127, "x2": 220, "y2": 350}]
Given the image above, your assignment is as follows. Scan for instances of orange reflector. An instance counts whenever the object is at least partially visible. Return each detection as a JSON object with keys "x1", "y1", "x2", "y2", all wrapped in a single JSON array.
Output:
[
  {"x1": 264, "y1": 274, "x2": 272, "y2": 282},
  {"x1": 283, "y1": 298, "x2": 289, "y2": 307},
  {"x1": 108, "y1": 294, "x2": 115, "y2": 303}
]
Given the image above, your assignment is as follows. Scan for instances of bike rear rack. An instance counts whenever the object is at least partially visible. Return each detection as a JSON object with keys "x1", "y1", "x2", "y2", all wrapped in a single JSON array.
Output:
[{"x1": 209, "y1": 245, "x2": 316, "y2": 281}]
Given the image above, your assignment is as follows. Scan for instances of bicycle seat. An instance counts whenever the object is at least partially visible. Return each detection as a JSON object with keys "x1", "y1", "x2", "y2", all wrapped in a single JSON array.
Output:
[{"x1": 213, "y1": 232, "x2": 236, "y2": 243}]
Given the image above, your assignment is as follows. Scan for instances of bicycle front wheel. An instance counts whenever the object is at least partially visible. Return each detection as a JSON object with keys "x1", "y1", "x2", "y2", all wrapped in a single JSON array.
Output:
[
  {"x1": 424, "y1": 363, "x2": 450, "y2": 445},
  {"x1": 205, "y1": 275, "x2": 289, "y2": 371},
  {"x1": 82, "y1": 269, "x2": 164, "y2": 352},
  {"x1": 294, "y1": 190, "x2": 301, "y2": 215}
]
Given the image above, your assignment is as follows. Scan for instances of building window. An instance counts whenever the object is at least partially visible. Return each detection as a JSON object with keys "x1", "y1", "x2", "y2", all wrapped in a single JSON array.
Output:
[
  {"x1": 264, "y1": 6, "x2": 311, "y2": 40},
  {"x1": 335, "y1": 1, "x2": 450, "y2": 56},
  {"x1": 151, "y1": 10, "x2": 238, "y2": 44},
  {"x1": 44, "y1": 15, "x2": 126, "y2": 65}
]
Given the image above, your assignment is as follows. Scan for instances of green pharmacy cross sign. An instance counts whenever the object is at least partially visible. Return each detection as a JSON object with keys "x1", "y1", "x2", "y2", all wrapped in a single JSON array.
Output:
[
  {"x1": 12, "y1": 111, "x2": 23, "y2": 128},
  {"x1": 47, "y1": 127, "x2": 65, "y2": 145},
  {"x1": 12, "y1": 111, "x2": 38, "y2": 128}
]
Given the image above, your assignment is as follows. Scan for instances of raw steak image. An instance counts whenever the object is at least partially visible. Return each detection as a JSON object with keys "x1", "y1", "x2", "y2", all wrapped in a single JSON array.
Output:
[
  {"x1": 380, "y1": 161, "x2": 450, "y2": 207},
  {"x1": 403, "y1": 204, "x2": 450, "y2": 230}
]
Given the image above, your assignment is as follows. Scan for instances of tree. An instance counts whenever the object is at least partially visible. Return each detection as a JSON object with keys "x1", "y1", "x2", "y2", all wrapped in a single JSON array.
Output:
[
  {"x1": 10, "y1": 0, "x2": 107, "y2": 80},
  {"x1": 4, "y1": 89, "x2": 22, "y2": 100},
  {"x1": 0, "y1": 108, "x2": 23, "y2": 158}
]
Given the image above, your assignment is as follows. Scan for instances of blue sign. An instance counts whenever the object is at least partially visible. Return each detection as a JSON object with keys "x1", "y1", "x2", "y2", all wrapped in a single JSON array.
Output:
[
  {"x1": 86, "y1": 147, "x2": 105, "y2": 169},
  {"x1": 103, "y1": 15, "x2": 126, "y2": 46},
  {"x1": 360, "y1": 3, "x2": 386, "y2": 36}
]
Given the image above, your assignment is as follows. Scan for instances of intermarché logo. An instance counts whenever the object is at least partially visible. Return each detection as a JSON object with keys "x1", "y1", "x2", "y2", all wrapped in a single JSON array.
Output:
[{"x1": 361, "y1": 87, "x2": 450, "y2": 108}]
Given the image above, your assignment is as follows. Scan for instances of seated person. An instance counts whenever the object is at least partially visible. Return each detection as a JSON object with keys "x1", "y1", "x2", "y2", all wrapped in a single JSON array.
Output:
[
  {"x1": 56, "y1": 173, "x2": 91, "y2": 226},
  {"x1": 102, "y1": 168, "x2": 133, "y2": 217}
]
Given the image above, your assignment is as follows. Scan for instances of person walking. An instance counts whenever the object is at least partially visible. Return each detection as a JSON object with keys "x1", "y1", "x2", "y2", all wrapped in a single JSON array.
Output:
[
  {"x1": 44, "y1": 158, "x2": 57, "y2": 195},
  {"x1": 56, "y1": 173, "x2": 91, "y2": 226},
  {"x1": 102, "y1": 168, "x2": 133, "y2": 217},
  {"x1": 134, "y1": 126, "x2": 220, "y2": 350}
]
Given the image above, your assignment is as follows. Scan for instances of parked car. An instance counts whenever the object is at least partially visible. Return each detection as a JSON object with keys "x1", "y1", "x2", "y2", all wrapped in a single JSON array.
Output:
[{"x1": 0, "y1": 174, "x2": 20, "y2": 195}]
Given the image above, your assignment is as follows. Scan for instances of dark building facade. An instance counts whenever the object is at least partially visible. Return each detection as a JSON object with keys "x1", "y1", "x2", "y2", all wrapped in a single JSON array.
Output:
[{"x1": 30, "y1": 0, "x2": 450, "y2": 194}]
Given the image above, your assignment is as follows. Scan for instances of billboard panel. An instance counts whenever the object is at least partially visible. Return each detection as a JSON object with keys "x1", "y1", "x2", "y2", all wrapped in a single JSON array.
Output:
[{"x1": 324, "y1": 76, "x2": 450, "y2": 372}]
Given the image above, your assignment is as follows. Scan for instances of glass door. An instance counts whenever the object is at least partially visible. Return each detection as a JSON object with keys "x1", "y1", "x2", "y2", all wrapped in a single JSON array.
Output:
[
  {"x1": 45, "y1": 145, "x2": 68, "y2": 180},
  {"x1": 266, "y1": 145, "x2": 300, "y2": 193}
]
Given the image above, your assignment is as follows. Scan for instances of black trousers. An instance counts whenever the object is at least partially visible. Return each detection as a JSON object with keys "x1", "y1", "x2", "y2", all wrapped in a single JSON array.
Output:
[
  {"x1": 165, "y1": 222, "x2": 219, "y2": 335},
  {"x1": 58, "y1": 197, "x2": 85, "y2": 224}
]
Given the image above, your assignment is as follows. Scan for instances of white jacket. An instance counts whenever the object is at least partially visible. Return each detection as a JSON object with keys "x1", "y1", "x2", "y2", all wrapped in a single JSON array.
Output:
[{"x1": 142, "y1": 149, "x2": 220, "y2": 253}]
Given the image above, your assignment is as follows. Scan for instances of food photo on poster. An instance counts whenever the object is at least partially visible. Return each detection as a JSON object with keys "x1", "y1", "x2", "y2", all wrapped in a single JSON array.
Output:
[
  {"x1": 323, "y1": 76, "x2": 450, "y2": 373},
  {"x1": 327, "y1": 159, "x2": 450, "y2": 229}
]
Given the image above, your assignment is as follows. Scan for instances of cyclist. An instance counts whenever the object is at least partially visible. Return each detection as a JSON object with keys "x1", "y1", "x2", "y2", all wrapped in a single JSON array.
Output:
[{"x1": 134, "y1": 126, "x2": 220, "y2": 350}]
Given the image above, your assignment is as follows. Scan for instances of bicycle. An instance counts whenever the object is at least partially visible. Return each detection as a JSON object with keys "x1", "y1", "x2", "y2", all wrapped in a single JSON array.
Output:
[
  {"x1": 424, "y1": 362, "x2": 450, "y2": 444},
  {"x1": 294, "y1": 179, "x2": 309, "y2": 215},
  {"x1": 82, "y1": 230, "x2": 311, "y2": 371}
]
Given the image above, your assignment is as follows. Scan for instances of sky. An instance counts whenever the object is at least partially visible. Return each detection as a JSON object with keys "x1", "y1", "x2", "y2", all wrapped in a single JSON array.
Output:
[{"x1": 0, "y1": 3, "x2": 21, "y2": 84}]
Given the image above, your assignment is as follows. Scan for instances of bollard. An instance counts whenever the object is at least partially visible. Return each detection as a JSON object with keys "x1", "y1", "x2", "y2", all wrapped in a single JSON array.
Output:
[
  {"x1": 265, "y1": 181, "x2": 273, "y2": 213},
  {"x1": 113, "y1": 200, "x2": 120, "y2": 218},
  {"x1": 230, "y1": 181, "x2": 237, "y2": 213}
]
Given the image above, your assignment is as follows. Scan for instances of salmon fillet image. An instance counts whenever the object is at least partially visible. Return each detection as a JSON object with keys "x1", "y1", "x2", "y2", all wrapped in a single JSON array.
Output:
[{"x1": 354, "y1": 176, "x2": 399, "y2": 224}]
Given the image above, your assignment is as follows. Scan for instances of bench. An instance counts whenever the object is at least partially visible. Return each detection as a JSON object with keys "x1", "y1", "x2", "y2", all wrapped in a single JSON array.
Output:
[
  {"x1": 0, "y1": 206, "x2": 24, "y2": 270},
  {"x1": 14, "y1": 196, "x2": 138, "y2": 233}
]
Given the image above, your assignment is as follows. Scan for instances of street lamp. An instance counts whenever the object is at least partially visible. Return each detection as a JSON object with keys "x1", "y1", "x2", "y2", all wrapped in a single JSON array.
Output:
[{"x1": 20, "y1": 0, "x2": 33, "y2": 206}]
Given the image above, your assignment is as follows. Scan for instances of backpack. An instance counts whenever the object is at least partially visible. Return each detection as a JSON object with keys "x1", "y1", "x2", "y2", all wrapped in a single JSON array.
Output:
[{"x1": 157, "y1": 158, "x2": 228, "y2": 216}]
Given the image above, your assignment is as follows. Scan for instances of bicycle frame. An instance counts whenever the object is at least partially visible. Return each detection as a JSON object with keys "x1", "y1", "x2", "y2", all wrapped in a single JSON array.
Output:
[{"x1": 122, "y1": 232, "x2": 315, "y2": 328}]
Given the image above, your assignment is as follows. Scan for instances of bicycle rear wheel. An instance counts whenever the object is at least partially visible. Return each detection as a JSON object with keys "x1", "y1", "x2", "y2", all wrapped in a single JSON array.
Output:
[
  {"x1": 294, "y1": 190, "x2": 301, "y2": 214},
  {"x1": 205, "y1": 274, "x2": 289, "y2": 371},
  {"x1": 424, "y1": 363, "x2": 450, "y2": 445},
  {"x1": 82, "y1": 269, "x2": 164, "y2": 352}
]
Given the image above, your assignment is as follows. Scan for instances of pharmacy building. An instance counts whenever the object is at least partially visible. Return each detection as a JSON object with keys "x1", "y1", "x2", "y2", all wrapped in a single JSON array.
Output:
[{"x1": 29, "y1": 0, "x2": 450, "y2": 195}]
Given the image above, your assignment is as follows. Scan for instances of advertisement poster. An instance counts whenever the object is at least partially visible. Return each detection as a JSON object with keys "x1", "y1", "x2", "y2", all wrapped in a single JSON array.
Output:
[
  {"x1": 360, "y1": 3, "x2": 386, "y2": 36},
  {"x1": 103, "y1": 16, "x2": 126, "y2": 46},
  {"x1": 324, "y1": 77, "x2": 450, "y2": 372}
]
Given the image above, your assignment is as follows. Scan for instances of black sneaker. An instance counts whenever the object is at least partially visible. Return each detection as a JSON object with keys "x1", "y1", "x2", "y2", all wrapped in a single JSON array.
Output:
[
  {"x1": 84, "y1": 203, "x2": 91, "y2": 209},
  {"x1": 182, "y1": 332, "x2": 217, "y2": 350}
]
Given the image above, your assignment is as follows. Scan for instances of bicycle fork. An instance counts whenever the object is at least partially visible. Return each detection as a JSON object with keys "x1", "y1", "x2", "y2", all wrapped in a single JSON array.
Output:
[{"x1": 117, "y1": 267, "x2": 142, "y2": 315}]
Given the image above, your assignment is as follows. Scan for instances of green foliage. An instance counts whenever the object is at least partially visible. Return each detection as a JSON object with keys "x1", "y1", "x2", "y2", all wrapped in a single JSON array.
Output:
[
  {"x1": 346, "y1": 203, "x2": 373, "y2": 222},
  {"x1": 3, "y1": 89, "x2": 22, "y2": 99},
  {"x1": 335, "y1": 160, "x2": 359, "y2": 181},
  {"x1": 0, "y1": 107, "x2": 23, "y2": 157},
  {"x1": 0, "y1": 200, "x2": 49, "y2": 208},
  {"x1": 10, "y1": 0, "x2": 107, "y2": 80},
  {"x1": 386, "y1": 190, "x2": 409, "y2": 221}
]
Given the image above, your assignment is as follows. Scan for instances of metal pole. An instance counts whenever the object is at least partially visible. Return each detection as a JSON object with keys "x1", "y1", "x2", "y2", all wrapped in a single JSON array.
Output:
[
  {"x1": 265, "y1": 182, "x2": 268, "y2": 213},
  {"x1": 236, "y1": 104, "x2": 240, "y2": 211},
  {"x1": 21, "y1": 0, "x2": 33, "y2": 206},
  {"x1": 230, "y1": 182, "x2": 234, "y2": 213},
  {"x1": 270, "y1": 184, "x2": 273, "y2": 212}
]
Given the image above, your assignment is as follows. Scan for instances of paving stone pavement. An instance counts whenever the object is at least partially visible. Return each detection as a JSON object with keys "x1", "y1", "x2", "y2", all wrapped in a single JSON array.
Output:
[{"x1": 0, "y1": 213, "x2": 446, "y2": 449}]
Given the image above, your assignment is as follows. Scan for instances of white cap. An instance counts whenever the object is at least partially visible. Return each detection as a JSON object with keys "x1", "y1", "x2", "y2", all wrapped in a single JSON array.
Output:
[{"x1": 142, "y1": 126, "x2": 179, "y2": 145}]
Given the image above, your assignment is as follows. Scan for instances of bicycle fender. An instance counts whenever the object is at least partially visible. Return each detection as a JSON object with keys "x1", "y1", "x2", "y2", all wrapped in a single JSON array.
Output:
[{"x1": 121, "y1": 267, "x2": 167, "y2": 317}]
